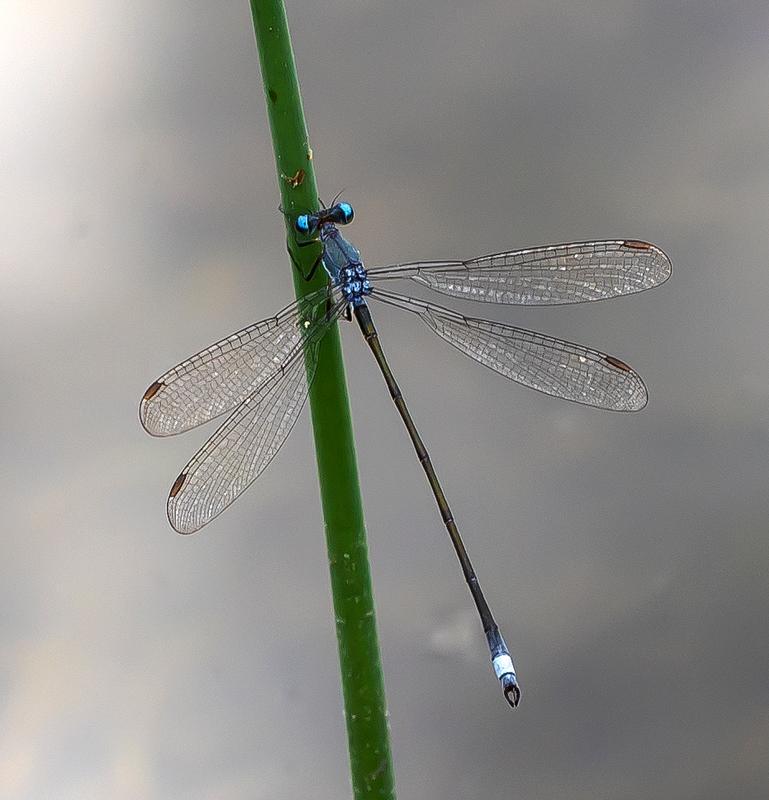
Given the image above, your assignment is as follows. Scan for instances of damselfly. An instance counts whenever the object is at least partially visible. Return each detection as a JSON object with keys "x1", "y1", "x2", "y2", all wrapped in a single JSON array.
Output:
[{"x1": 140, "y1": 201, "x2": 671, "y2": 706}]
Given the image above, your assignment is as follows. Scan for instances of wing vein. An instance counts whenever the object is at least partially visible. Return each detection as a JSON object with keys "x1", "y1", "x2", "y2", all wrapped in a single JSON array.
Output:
[
  {"x1": 367, "y1": 240, "x2": 671, "y2": 306},
  {"x1": 370, "y1": 288, "x2": 647, "y2": 411}
]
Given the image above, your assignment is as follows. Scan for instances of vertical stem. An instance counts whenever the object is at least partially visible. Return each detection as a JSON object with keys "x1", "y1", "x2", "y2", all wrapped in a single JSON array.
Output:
[{"x1": 248, "y1": 2, "x2": 396, "y2": 797}]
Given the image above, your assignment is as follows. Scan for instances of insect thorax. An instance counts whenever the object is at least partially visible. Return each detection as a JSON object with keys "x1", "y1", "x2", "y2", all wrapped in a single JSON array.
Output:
[{"x1": 320, "y1": 225, "x2": 371, "y2": 306}]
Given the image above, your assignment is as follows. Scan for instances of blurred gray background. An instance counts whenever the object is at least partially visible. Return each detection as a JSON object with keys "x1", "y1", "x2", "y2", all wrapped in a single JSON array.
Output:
[{"x1": 2, "y1": 1, "x2": 768, "y2": 798}]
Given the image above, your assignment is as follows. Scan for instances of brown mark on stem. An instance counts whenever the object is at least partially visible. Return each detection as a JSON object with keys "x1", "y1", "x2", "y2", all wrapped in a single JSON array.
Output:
[{"x1": 282, "y1": 168, "x2": 305, "y2": 188}]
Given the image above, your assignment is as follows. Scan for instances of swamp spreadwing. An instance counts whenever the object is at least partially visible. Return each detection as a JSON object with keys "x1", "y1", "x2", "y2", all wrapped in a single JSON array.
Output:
[{"x1": 140, "y1": 201, "x2": 671, "y2": 705}]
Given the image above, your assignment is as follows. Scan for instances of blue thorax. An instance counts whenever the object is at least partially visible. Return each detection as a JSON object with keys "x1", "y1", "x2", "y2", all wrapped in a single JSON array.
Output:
[{"x1": 319, "y1": 223, "x2": 371, "y2": 308}]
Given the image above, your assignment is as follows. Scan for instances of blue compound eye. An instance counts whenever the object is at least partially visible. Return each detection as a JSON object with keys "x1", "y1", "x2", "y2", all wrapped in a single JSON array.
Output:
[
  {"x1": 335, "y1": 202, "x2": 354, "y2": 225},
  {"x1": 295, "y1": 214, "x2": 315, "y2": 235}
]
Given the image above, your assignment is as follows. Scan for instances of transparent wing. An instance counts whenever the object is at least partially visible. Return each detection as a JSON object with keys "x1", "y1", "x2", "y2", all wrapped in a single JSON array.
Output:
[
  {"x1": 140, "y1": 286, "x2": 337, "y2": 437},
  {"x1": 166, "y1": 299, "x2": 346, "y2": 534},
  {"x1": 370, "y1": 288, "x2": 647, "y2": 411},
  {"x1": 367, "y1": 240, "x2": 671, "y2": 305}
]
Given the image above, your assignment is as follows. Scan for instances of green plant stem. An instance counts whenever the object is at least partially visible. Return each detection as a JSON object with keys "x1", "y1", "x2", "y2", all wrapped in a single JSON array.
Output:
[{"x1": 248, "y1": 2, "x2": 396, "y2": 797}]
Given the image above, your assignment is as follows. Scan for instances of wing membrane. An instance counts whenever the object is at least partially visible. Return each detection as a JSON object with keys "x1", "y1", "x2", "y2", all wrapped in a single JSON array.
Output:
[
  {"x1": 371, "y1": 288, "x2": 647, "y2": 411},
  {"x1": 166, "y1": 298, "x2": 345, "y2": 533},
  {"x1": 140, "y1": 286, "x2": 337, "y2": 436},
  {"x1": 367, "y1": 240, "x2": 671, "y2": 305}
]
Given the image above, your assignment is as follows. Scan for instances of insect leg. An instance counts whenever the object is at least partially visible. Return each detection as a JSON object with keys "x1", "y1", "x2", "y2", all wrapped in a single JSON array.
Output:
[{"x1": 286, "y1": 236, "x2": 324, "y2": 282}]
